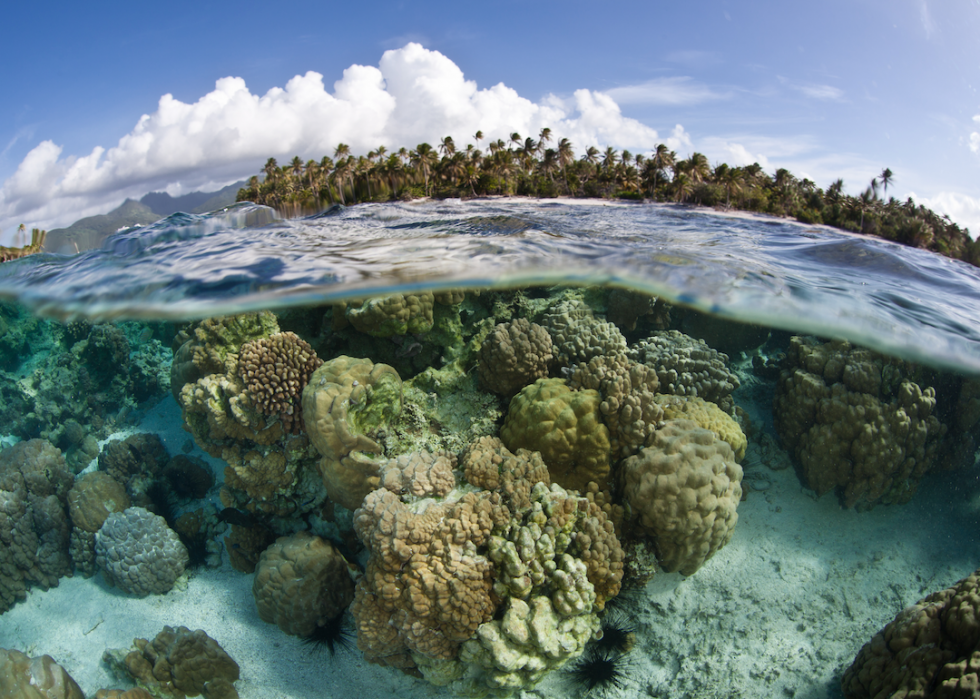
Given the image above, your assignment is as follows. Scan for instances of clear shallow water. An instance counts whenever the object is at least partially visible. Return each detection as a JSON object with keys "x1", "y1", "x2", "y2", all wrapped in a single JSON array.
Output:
[{"x1": 2, "y1": 197, "x2": 979, "y2": 373}]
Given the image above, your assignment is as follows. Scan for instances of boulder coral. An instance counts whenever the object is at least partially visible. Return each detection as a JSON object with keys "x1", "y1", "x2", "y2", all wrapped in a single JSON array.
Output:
[
  {"x1": 628, "y1": 329, "x2": 741, "y2": 414},
  {"x1": 342, "y1": 292, "x2": 436, "y2": 337},
  {"x1": 566, "y1": 351, "x2": 663, "y2": 458},
  {"x1": 540, "y1": 298, "x2": 627, "y2": 367},
  {"x1": 620, "y1": 419, "x2": 743, "y2": 576},
  {"x1": 252, "y1": 531, "x2": 355, "y2": 637},
  {"x1": 102, "y1": 626, "x2": 240, "y2": 699},
  {"x1": 0, "y1": 440, "x2": 74, "y2": 613},
  {"x1": 500, "y1": 378, "x2": 611, "y2": 491},
  {"x1": 655, "y1": 394, "x2": 747, "y2": 462},
  {"x1": 0, "y1": 648, "x2": 84, "y2": 699},
  {"x1": 774, "y1": 336, "x2": 946, "y2": 509},
  {"x1": 95, "y1": 506, "x2": 189, "y2": 596},
  {"x1": 302, "y1": 355, "x2": 403, "y2": 510},
  {"x1": 67, "y1": 471, "x2": 130, "y2": 577},
  {"x1": 842, "y1": 567, "x2": 980, "y2": 698},
  {"x1": 351, "y1": 438, "x2": 623, "y2": 694},
  {"x1": 477, "y1": 318, "x2": 553, "y2": 397}
]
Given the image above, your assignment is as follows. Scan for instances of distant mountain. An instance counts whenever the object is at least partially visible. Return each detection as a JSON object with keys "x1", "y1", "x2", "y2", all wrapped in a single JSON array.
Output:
[{"x1": 43, "y1": 181, "x2": 245, "y2": 254}]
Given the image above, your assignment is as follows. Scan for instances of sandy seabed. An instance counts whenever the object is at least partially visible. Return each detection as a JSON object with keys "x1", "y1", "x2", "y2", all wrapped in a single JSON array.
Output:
[{"x1": 3, "y1": 379, "x2": 980, "y2": 699}]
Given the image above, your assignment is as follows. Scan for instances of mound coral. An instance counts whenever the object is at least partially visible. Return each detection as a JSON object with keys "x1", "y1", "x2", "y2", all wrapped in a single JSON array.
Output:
[
  {"x1": 98, "y1": 433, "x2": 170, "y2": 496},
  {"x1": 351, "y1": 437, "x2": 623, "y2": 694},
  {"x1": 0, "y1": 648, "x2": 84, "y2": 699},
  {"x1": 655, "y1": 394, "x2": 747, "y2": 461},
  {"x1": 620, "y1": 419, "x2": 743, "y2": 576},
  {"x1": 238, "y1": 331, "x2": 323, "y2": 435},
  {"x1": 774, "y1": 336, "x2": 946, "y2": 509},
  {"x1": 541, "y1": 298, "x2": 627, "y2": 366},
  {"x1": 102, "y1": 626, "x2": 240, "y2": 699},
  {"x1": 342, "y1": 292, "x2": 436, "y2": 337},
  {"x1": 95, "y1": 506, "x2": 189, "y2": 596},
  {"x1": 67, "y1": 470, "x2": 130, "y2": 577},
  {"x1": 302, "y1": 355, "x2": 403, "y2": 510},
  {"x1": 477, "y1": 318, "x2": 553, "y2": 397},
  {"x1": 628, "y1": 329, "x2": 740, "y2": 414},
  {"x1": 252, "y1": 531, "x2": 355, "y2": 637},
  {"x1": 842, "y1": 567, "x2": 980, "y2": 698},
  {"x1": 566, "y1": 352, "x2": 663, "y2": 458},
  {"x1": 500, "y1": 378, "x2": 611, "y2": 491},
  {"x1": 0, "y1": 439, "x2": 74, "y2": 613}
]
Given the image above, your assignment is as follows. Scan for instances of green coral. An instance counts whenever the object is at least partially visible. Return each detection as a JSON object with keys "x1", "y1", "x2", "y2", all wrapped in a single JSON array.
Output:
[
  {"x1": 500, "y1": 378, "x2": 611, "y2": 491},
  {"x1": 344, "y1": 292, "x2": 435, "y2": 337}
]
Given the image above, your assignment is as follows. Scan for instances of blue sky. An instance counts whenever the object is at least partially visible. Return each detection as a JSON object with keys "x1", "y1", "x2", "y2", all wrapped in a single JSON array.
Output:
[{"x1": 3, "y1": 0, "x2": 979, "y2": 241}]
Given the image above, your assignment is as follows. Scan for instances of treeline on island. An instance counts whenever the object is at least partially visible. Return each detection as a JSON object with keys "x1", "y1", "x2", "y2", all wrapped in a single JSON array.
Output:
[{"x1": 236, "y1": 129, "x2": 980, "y2": 268}]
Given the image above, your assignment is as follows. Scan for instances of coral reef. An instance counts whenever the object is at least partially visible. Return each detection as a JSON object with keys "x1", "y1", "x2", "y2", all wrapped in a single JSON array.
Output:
[
  {"x1": 842, "y1": 567, "x2": 980, "y2": 698},
  {"x1": 252, "y1": 531, "x2": 355, "y2": 637},
  {"x1": 774, "y1": 336, "x2": 946, "y2": 509},
  {"x1": 628, "y1": 330, "x2": 741, "y2": 414},
  {"x1": 351, "y1": 436, "x2": 622, "y2": 694},
  {"x1": 0, "y1": 648, "x2": 84, "y2": 699},
  {"x1": 67, "y1": 471, "x2": 130, "y2": 577},
  {"x1": 620, "y1": 419, "x2": 743, "y2": 576},
  {"x1": 95, "y1": 506, "x2": 189, "y2": 596},
  {"x1": 477, "y1": 318, "x2": 553, "y2": 397},
  {"x1": 98, "y1": 433, "x2": 170, "y2": 502},
  {"x1": 237, "y1": 331, "x2": 323, "y2": 434},
  {"x1": 655, "y1": 394, "x2": 747, "y2": 461},
  {"x1": 341, "y1": 292, "x2": 436, "y2": 337},
  {"x1": 566, "y1": 352, "x2": 663, "y2": 459},
  {"x1": 540, "y1": 298, "x2": 627, "y2": 367},
  {"x1": 0, "y1": 439, "x2": 74, "y2": 613},
  {"x1": 102, "y1": 626, "x2": 240, "y2": 699},
  {"x1": 500, "y1": 378, "x2": 611, "y2": 491},
  {"x1": 302, "y1": 355, "x2": 403, "y2": 510}
]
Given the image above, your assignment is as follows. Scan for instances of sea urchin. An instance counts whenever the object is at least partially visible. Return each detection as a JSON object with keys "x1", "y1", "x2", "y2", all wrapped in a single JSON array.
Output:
[
  {"x1": 301, "y1": 614, "x2": 353, "y2": 656},
  {"x1": 569, "y1": 646, "x2": 628, "y2": 693}
]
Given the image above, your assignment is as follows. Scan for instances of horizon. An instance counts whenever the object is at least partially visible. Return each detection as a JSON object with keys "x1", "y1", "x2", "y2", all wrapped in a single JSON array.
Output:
[{"x1": 3, "y1": 1, "x2": 979, "y2": 243}]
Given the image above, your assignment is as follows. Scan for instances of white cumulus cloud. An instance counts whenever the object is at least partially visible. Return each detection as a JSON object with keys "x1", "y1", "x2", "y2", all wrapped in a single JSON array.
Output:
[{"x1": 0, "y1": 42, "x2": 664, "y2": 238}]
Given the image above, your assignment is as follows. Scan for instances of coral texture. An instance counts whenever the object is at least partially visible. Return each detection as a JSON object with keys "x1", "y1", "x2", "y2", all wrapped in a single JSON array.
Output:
[
  {"x1": 0, "y1": 440, "x2": 73, "y2": 613},
  {"x1": 67, "y1": 470, "x2": 130, "y2": 577},
  {"x1": 238, "y1": 331, "x2": 323, "y2": 434},
  {"x1": 98, "y1": 433, "x2": 170, "y2": 496},
  {"x1": 842, "y1": 567, "x2": 980, "y2": 699},
  {"x1": 0, "y1": 648, "x2": 84, "y2": 699},
  {"x1": 540, "y1": 298, "x2": 627, "y2": 366},
  {"x1": 628, "y1": 330, "x2": 740, "y2": 414},
  {"x1": 656, "y1": 394, "x2": 747, "y2": 461},
  {"x1": 774, "y1": 336, "x2": 946, "y2": 509},
  {"x1": 344, "y1": 292, "x2": 435, "y2": 337},
  {"x1": 95, "y1": 507, "x2": 189, "y2": 596},
  {"x1": 500, "y1": 378, "x2": 611, "y2": 491},
  {"x1": 620, "y1": 419, "x2": 743, "y2": 576},
  {"x1": 302, "y1": 355, "x2": 403, "y2": 510},
  {"x1": 252, "y1": 531, "x2": 355, "y2": 637},
  {"x1": 566, "y1": 352, "x2": 663, "y2": 458},
  {"x1": 477, "y1": 318, "x2": 553, "y2": 397},
  {"x1": 102, "y1": 626, "x2": 240, "y2": 699}
]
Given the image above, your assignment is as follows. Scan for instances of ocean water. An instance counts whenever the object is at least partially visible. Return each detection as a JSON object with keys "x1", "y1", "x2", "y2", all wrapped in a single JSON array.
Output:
[{"x1": 0, "y1": 198, "x2": 978, "y2": 699}]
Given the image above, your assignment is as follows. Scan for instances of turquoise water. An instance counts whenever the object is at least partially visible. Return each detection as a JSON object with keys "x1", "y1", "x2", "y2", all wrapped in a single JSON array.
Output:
[{"x1": 0, "y1": 198, "x2": 979, "y2": 699}]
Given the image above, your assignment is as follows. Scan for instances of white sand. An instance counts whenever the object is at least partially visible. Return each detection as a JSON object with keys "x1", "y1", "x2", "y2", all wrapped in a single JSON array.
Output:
[{"x1": 3, "y1": 394, "x2": 979, "y2": 698}]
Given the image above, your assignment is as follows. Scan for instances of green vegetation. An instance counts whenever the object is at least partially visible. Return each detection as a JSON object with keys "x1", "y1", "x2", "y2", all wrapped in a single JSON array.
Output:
[{"x1": 237, "y1": 132, "x2": 980, "y2": 267}]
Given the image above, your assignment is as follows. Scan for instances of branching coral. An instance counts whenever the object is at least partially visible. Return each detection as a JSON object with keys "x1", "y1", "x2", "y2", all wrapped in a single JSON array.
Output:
[{"x1": 238, "y1": 331, "x2": 323, "y2": 435}]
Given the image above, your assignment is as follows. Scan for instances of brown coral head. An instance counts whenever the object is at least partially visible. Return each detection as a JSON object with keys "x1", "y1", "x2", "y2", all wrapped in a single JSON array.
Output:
[
  {"x1": 163, "y1": 455, "x2": 215, "y2": 499},
  {"x1": 239, "y1": 331, "x2": 323, "y2": 435}
]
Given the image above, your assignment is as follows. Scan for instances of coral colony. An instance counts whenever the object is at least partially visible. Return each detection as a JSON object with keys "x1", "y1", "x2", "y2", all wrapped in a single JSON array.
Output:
[{"x1": 0, "y1": 283, "x2": 977, "y2": 697}]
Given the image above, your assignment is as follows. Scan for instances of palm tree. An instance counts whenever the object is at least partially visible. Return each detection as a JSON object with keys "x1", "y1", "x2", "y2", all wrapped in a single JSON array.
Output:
[
  {"x1": 601, "y1": 147, "x2": 619, "y2": 173},
  {"x1": 877, "y1": 167, "x2": 894, "y2": 199},
  {"x1": 673, "y1": 172, "x2": 692, "y2": 202},
  {"x1": 411, "y1": 143, "x2": 438, "y2": 196},
  {"x1": 474, "y1": 130, "x2": 484, "y2": 152},
  {"x1": 688, "y1": 152, "x2": 710, "y2": 184},
  {"x1": 538, "y1": 127, "x2": 552, "y2": 154},
  {"x1": 439, "y1": 136, "x2": 456, "y2": 158},
  {"x1": 510, "y1": 132, "x2": 523, "y2": 150},
  {"x1": 334, "y1": 143, "x2": 351, "y2": 160},
  {"x1": 557, "y1": 138, "x2": 574, "y2": 194}
]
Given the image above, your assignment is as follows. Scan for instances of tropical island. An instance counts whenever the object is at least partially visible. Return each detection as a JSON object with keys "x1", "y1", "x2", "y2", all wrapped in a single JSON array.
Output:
[{"x1": 236, "y1": 129, "x2": 980, "y2": 268}]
